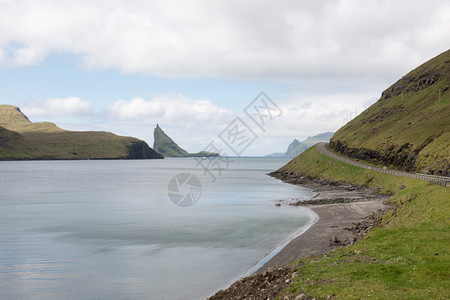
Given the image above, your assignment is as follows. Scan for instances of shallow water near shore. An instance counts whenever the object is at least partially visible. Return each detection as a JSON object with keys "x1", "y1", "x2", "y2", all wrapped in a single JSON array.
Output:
[{"x1": 0, "y1": 158, "x2": 315, "y2": 299}]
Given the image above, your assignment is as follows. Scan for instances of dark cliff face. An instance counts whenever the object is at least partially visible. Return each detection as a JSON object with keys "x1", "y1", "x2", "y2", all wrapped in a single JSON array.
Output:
[
  {"x1": 126, "y1": 141, "x2": 164, "y2": 159},
  {"x1": 330, "y1": 138, "x2": 435, "y2": 173},
  {"x1": 330, "y1": 132, "x2": 449, "y2": 177},
  {"x1": 381, "y1": 71, "x2": 444, "y2": 100}
]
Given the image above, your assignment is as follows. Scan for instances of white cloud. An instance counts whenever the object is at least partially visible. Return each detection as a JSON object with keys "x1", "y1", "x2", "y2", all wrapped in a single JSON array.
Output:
[
  {"x1": 107, "y1": 94, "x2": 232, "y2": 123},
  {"x1": 268, "y1": 93, "x2": 377, "y2": 138},
  {"x1": 219, "y1": 91, "x2": 377, "y2": 155},
  {"x1": 0, "y1": 0, "x2": 448, "y2": 79},
  {"x1": 22, "y1": 97, "x2": 94, "y2": 118}
]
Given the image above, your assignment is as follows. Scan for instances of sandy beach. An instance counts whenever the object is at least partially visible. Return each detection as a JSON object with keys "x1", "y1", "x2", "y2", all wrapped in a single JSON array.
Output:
[{"x1": 257, "y1": 186, "x2": 387, "y2": 272}]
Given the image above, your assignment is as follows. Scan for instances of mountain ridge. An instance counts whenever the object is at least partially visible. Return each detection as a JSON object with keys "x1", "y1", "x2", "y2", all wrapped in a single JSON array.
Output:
[
  {"x1": 266, "y1": 132, "x2": 334, "y2": 158},
  {"x1": 330, "y1": 49, "x2": 450, "y2": 175}
]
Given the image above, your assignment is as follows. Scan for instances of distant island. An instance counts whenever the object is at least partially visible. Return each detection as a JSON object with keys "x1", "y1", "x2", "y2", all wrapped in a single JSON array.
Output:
[
  {"x1": 0, "y1": 105, "x2": 163, "y2": 160},
  {"x1": 153, "y1": 124, "x2": 219, "y2": 157},
  {"x1": 266, "y1": 132, "x2": 334, "y2": 158}
]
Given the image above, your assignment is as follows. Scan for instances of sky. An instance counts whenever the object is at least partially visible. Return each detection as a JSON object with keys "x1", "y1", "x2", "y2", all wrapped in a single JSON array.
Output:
[{"x1": 0, "y1": 0, "x2": 449, "y2": 156}]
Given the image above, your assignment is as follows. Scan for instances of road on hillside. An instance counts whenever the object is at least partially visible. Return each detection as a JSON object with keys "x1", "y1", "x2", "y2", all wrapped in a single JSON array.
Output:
[{"x1": 316, "y1": 143, "x2": 450, "y2": 187}]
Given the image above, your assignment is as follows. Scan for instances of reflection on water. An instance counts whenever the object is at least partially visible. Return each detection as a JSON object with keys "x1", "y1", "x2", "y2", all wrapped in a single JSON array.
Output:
[{"x1": 0, "y1": 158, "x2": 314, "y2": 299}]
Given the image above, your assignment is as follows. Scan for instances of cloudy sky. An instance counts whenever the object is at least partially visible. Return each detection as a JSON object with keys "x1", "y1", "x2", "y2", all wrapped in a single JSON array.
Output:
[{"x1": 1, "y1": 0, "x2": 449, "y2": 155}]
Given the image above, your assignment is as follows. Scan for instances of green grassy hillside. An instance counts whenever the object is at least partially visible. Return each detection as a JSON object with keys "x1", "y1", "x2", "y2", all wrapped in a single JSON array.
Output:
[
  {"x1": 0, "y1": 126, "x2": 39, "y2": 159},
  {"x1": 265, "y1": 50, "x2": 450, "y2": 299},
  {"x1": 273, "y1": 147, "x2": 449, "y2": 299},
  {"x1": 153, "y1": 124, "x2": 189, "y2": 157},
  {"x1": 330, "y1": 49, "x2": 450, "y2": 176},
  {"x1": 0, "y1": 105, "x2": 163, "y2": 160}
]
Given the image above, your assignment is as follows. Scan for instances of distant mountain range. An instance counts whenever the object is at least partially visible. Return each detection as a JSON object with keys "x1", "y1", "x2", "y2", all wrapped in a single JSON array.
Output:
[
  {"x1": 153, "y1": 124, "x2": 219, "y2": 157},
  {"x1": 0, "y1": 105, "x2": 163, "y2": 160},
  {"x1": 266, "y1": 132, "x2": 334, "y2": 158}
]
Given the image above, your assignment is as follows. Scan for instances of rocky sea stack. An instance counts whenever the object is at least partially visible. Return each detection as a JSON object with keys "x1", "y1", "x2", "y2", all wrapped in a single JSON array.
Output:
[{"x1": 153, "y1": 124, "x2": 219, "y2": 157}]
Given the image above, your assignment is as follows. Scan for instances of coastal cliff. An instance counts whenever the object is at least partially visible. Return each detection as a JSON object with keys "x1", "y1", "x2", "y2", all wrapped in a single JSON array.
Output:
[{"x1": 0, "y1": 105, "x2": 163, "y2": 160}]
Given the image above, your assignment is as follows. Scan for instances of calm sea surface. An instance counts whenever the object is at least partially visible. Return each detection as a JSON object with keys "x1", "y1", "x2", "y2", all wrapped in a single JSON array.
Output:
[{"x1": 0, "y1": 158, "x2": 316, "y2": 299}]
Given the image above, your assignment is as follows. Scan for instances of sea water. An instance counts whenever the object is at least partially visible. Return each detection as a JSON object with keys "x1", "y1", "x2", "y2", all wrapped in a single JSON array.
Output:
[{"x1": 0, "y1": 158, "x2": 315, "y2": 299}]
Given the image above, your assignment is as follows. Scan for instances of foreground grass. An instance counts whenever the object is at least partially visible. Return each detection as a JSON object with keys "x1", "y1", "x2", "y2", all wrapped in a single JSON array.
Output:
[{"x1": 278, "y1": 147, "x2": 450, "y2": 299}]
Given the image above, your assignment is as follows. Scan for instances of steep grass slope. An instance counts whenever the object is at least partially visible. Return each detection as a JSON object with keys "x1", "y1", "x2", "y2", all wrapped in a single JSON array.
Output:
[
  {"x1": 263, "y1": 50, "x2": 450, "y2": 299},
  {"x1": 330, "y1": 49, "x2": 450, "y2": 176},
  {"x1": 274, "y1": 147, "x2": 449, "y2": 299},
  {"x1": 153, "y1": 124, "x2": 218, "y2": 157},
  {"x1": 0, "y1": 126, "x2": 39, "y2": 159},
  {"x1": 153, "y1": 124, "x2": 189, "y2": 157}
]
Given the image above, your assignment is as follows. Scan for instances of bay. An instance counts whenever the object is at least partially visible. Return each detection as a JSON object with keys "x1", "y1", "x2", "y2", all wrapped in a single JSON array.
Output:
[{"x1": 0, "y1": 158, "x2": 315, "y2": 299}]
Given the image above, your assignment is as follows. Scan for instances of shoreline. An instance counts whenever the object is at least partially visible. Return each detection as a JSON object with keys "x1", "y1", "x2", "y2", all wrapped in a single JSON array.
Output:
[
  {"x1": 243, "y1": 183, "x2": 387, "y2": 275},
  {"x1": 256, "y1": 182, "x2": 387, "y2": 272},
  {"x1": 243, "y1": 208, "x2": 319, "y2": 276},
  {"x1": 208, "y1": 183, "x2": 388, "y2": 299},
  {"x1": 257, "y1": 198, "x2": 385, "y2": 272}
]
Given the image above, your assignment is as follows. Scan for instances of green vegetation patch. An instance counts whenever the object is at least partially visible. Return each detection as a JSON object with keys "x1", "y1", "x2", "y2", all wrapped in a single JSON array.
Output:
[
  {"x1": 153, "y1": 124, "x2": 189, "y2": 157},
  {"x1": 153, "y1": 124, "x2": 218, "y2": 157},
  {"x1": 330, "y1": 49, "x2": 450, "y2": 175},
  {"x1": 278, "y1": 147, "x2": 450, "y2": 299}
]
